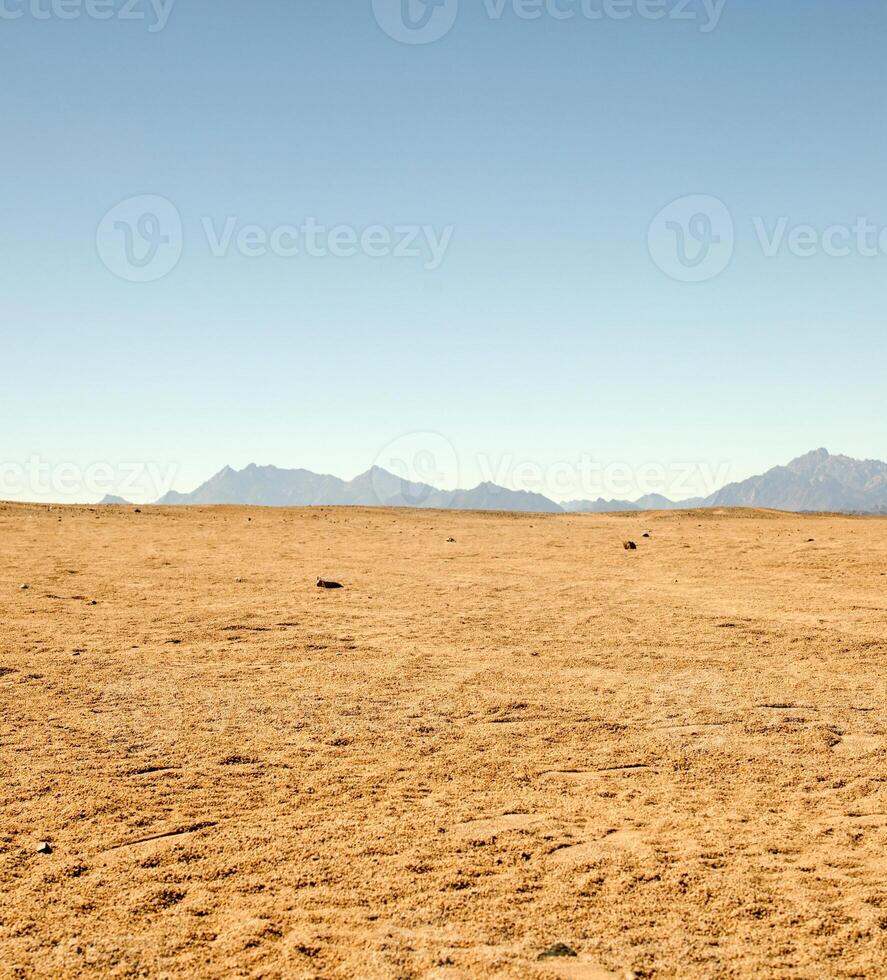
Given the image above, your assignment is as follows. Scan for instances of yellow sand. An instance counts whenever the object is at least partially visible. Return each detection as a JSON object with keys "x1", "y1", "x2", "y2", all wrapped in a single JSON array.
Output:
[{"x1": 2, "y1": 503, "x2": 886, "y2": 978}]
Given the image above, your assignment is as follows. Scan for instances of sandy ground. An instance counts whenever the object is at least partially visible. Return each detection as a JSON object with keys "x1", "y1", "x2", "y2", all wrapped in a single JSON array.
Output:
[{"x1": 2, "y1": 503, "x2": 887, "y2": 979}]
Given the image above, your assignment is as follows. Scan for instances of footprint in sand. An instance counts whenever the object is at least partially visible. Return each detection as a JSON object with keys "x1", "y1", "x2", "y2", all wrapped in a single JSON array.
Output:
[
  {"x1": 542, "y1": 766, "x2": 650, "y2": 784},
  {"x1": 454, "y1": 813, "x2": 542, "y2": 839},
  {"x1": 833, "y1": 733, "x2": 882, "y2": 757},
  {"x1": 549, "y1": 830, "x2": 647, "y2": 866}
]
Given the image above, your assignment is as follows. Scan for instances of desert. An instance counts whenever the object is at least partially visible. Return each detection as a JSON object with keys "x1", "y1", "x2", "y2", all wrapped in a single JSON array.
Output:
[{"x1": 3, "y1": 502, "x2": 887, "y2": 978}]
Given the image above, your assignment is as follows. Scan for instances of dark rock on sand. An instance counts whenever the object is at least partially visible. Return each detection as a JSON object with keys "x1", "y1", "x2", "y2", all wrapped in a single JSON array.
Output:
[{"x1": 538, "y1": 943, "x2": 577, "y2": 960}]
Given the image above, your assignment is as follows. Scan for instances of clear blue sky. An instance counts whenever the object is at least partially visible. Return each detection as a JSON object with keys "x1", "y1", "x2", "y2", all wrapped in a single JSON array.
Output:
[{"x1": 2, "y1": 0, "x2": 886, "y2": 503}]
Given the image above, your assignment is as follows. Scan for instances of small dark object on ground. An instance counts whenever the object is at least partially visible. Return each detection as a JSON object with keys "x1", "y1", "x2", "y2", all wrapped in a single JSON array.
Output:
[
  {"x1": 316, "y1": 578, "x2": 344, "y2": 590},
  {"x1": 538, "y1": 943, "x2": 577, "y2": 960},
  {"x1": 36, "y1": 841, "x2": 52, "y2": 855},
  {"x1": 446, "y1": 537, "x2": 456, "y2": 543},
  {"x1": 642, "y1": 532, "x2": 651, "y2": 538},
  {"x1": 134, "y1": 508, "x2": 141, "y2": 513},
  {"x1": 623, "y1": 540, "x2": 638, "y2": 550}
]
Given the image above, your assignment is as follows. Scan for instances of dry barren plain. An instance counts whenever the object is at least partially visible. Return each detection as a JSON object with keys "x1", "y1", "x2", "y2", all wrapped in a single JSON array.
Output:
[{"x1": 2, "y1": 503, "x2": 887, "y2": 979}]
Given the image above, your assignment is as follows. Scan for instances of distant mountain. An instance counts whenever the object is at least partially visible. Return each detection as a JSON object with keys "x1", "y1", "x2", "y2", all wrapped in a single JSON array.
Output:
[
  {"x1": 561, "y1": 493, "x2": 704, "y2": 513},
  {"x1": 562, "y1": 497, "x2": 641, "y2": 513},
  {"x1": 563, "y1": 450, "x2": 887, "y2": 515},
  {"x1": 159, "y1": 464, "x2": 380, "y2": 507},
  {"x1": 98, "y1": 494, "x2": 131, "y2": 505},
  {"x1": 706, "y1": 449, "x2": 887, "y2": 513},
  {"x1": 635, "y1": 492, "x2": 707, "y2": 511},
  {"x1": 152, "y1": 450, "x2": 887, "y2": 515},
  {"x1": 426, "y1": 482, "x2": 563, "y2": 513},
  {"x1": 156, "y1": 465, "x2": 564, "y2": 512}
]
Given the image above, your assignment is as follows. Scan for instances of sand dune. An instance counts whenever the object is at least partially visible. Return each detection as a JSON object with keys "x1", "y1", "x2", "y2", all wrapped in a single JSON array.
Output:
[{"x1": 2, "y1": 503, "x2": 887, "y2": 978}]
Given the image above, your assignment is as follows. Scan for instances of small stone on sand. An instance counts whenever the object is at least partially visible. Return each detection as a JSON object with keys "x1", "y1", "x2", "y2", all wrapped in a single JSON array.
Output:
[{"x1": 538, "y1": 943, "x2": 577, "y2": 960}]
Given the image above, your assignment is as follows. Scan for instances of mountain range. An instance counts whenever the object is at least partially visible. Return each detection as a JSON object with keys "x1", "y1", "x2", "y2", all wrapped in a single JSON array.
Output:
[
  {"x1": 150, "y1": 464, "x2": 562, "y2": 513},
  {"x1": 99, "y1": 449, "x2": 887, "y2": 515}
]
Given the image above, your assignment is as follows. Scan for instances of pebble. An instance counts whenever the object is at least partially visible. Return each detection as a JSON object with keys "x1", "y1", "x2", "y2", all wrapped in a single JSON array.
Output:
[{"x1": 36, "y1": 841, "x2": 52, "y2": 855}]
